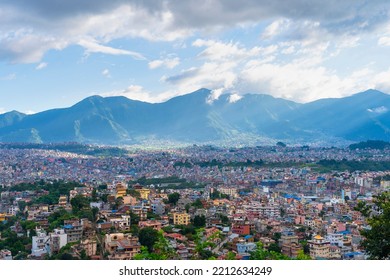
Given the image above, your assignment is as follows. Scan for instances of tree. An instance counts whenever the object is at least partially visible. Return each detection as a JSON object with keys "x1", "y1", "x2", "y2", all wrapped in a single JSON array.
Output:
[
  {"x1": 168, "y1": 192, "x2": 180, "y2": 205},
  {"x1": 138, "y1": 227, "x2": 159, "y2": 253},
  {"x1": 193, "y1": 215, "x2": 206, "y2": 228},
  {"x1": 192, "y1": 199, "x2": 204, "y2": 209},
  {"x1": 268, "y1": 243, "x2": 281, "y2": 253},
  {"x1": 225, "y1": 251, "x2": 236, "y2": 260},
  {"x1": 355, "y1": 191, "x2": 390, "y2": 259},
  {"x1": 250, "y1": 242, "x2": 290, "y2": 260},
  {"x1": 70, "y1": 195, "x2": 90, "y2": 214},
  {"x1": 296, "y1": 249, "x2": 312, "y2": 260}
]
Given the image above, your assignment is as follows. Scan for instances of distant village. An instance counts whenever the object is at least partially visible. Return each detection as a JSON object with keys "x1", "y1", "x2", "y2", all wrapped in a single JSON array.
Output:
[{"x1": 1, "y1": 144, "x2": 390, "y2": 260}]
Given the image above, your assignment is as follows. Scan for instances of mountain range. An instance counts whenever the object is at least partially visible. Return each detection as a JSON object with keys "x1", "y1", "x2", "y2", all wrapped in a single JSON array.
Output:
[{"x1": 1, "y1": 88, "x2": 389, "y2": 146}]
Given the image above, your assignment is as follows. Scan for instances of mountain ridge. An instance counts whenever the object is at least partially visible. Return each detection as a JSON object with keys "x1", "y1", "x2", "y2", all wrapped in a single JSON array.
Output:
[{"x1": 0, "y1": 88, "x2": 389, "y2": 145}]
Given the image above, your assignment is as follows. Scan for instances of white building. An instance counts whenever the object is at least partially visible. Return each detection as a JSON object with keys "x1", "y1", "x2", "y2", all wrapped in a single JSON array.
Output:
[
  {"x1": 326, "y1": 233, "x2": 344, "y2": 247},
  {"x1": 48, "y1": 229, "x2": 68, "y2": 255},
  {"x1": 31, "y1": 228, "x2": 50, "y2": 257}
]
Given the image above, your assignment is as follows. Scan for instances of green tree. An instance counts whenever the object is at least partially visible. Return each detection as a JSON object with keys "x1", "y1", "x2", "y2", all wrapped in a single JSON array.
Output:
[
  {"x1": 193, "y1": 215, "x2": 206, "y2": 228},
  {"x1": 225, "y1": 251, "x2": 236, "y2": 260},
  {"x1": 250, "y1": 242, "x2": 290, "y2": 260},
  {"x1": 296, "y1": 249, "x2": 312, "y2": 260},
  {"x1": 138, "y1": 227, "x2": 159, "y2": 253},
  {"x1": 70, "y1": 195, "x2": 90, "y2": 214},
  {"x1": 356, "y1": 191, "x2": 390, "y2": 259},
  {"x1": 168, "y1": 192, "x2": 180, "y2": 205},
  {"x1": 268, "y1": 243, "x2": 281, "y2": 253}
]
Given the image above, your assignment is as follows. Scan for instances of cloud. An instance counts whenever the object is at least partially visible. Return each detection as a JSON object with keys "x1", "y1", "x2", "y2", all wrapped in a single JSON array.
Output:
[
  {"x1": 149, "y1": 57, "x2": 180, "y2": 69},
  {"x1": 0, "y1": 31, "x2": 68, "y2": 63},
  {"x1": 78, "y1": 38, "x2": 145, "y2": 59},
  {"x1": 367, "y1": 106, "x2": 388, "y2": 114},
  {"x1": 102, "y1": 85, "x2": 154, "y2": 102},
  {"x1": 0, "y1": 73, "x2": 16, "y2": 80},
  {"x1": 378, "y1": 36, "x2": 390, "y2": 46},
  {"x1": 101, "y1": 69, "x2": 110, "y2": 78},
  {"x1": 228, "y1": 93, "x2": 243, "y2": 103},
  {"x1": 0, "y1": 1, "x2": 389, "y2": 63},
  {"x1": 36, "y1": 62, "x2": 47, "y2": 70}
]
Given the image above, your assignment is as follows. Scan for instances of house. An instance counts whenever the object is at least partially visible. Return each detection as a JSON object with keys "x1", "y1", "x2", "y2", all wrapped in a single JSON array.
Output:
[
  {"x1": 0, "y1": 249, "x2": 12, "y2": 260},
  {"x1": 173, "y1": 212, "x2": 190, "y2": 225},
  {"x1": 232, "y1": 224, "x2": 250, "y2": 236},
  {"x1": 105, "y1": 233, "x2": 141, "y2": 260},
  {"x1": 308, "y1": 235, "x2": 330, "y2": 259},
  {"x1": 31, "y1": 227, "x2": 50, "y2": 258},
  {"x1": 138, "y1": 220, "x2": 162, "y2": 231},
  {"x1": 63, "y1": 219, "x2": 83, "y2": 243}
]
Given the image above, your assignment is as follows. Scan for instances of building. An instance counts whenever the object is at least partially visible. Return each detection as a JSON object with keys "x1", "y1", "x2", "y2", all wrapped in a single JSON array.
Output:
[
  {"x1": 0, "y1": 249, "x2": 12, "y2": 260},
  {"x1": 173, "y1": 212, "x2": 190, "y2": 225},
  {"x1": 105, "y1": 233, "x2": 141, "y2": 260},
  {"x1": 131, "y1": 205, "x2": 148, "y2": 221},
  {"x1": 106, "y1": 215, "x2": 131, "y2": 231},
  {"x1": 326, "y1": 233, "x2": 344, "y2": 247},
  {"x1": 308, "y1": 235, "x2": 330, "y2": 259},
  {"x1": 236, "y1": 242, "x2": 257, "y2": 258},
  {"x1": 279, "y1": 232, "x2": 301, "y2": 258},
  {"x1": 138, "y1": 220, "x2": 162, "y2": 231},
  {"x1": 151, "y1": 200, "x2": 165, "y2": 215},
  {"x1": 48, "y1": 228, "x2": 68, "y2": 255},
  {"x1": 64, "y1": 219, "x2": 83, "y2": 243},
  {"x1": 232, "y1": 224, "x2": 251, "y2": 236},
  {"x1": 115, "y1": 183, "x2": 127, "y2": 198},
  {"x1": 58, "y1": 195, "x2": 68, "y2": 207},
  {"x1": 31, "y1": 227, "x2": 50, "y2": 257},
  {"x1": 139, "y1": 188, "x2": 151, "y2": 200},
  {"x1": 219, "y1": 187, "x2": 238, "y2": 198},
  {"x1": 80, "y1": 238, "x2": 97, "y2": 257}
]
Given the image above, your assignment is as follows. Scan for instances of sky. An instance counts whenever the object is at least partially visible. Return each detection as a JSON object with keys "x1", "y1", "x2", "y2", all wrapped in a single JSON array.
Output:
[{"x1": 1, "y1": 0, "x2": 390, "y2": 114}]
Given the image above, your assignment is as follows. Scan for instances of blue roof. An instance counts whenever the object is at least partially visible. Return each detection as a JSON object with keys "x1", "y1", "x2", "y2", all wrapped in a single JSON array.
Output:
[
  {"x1": 63, "y1": 225, "x2": 73, "y2": 229},
  {"x1": 344, "y1": 252, "x2": 362, "y2": 256},
  {"x1": 337, "y1": 230, "x2": 351, "y2": 235},
  {"x1": 244, "y1": 235, "x2": 253, "y2": 239},
  {"x1": 284, "y1": 194, "x2": 301, "y2": 201}
]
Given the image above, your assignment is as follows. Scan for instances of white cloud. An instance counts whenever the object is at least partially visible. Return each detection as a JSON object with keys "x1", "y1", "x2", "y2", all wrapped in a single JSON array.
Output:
[
  {"x1": 193, "y1": 39, "x2": 265, "y2": 61},
  {"x1": 228, "y1": 93, "x2": 243, "y2": 103},
  {"x1": 0, "y1": 1, "x2": 389, "y2": 64},
  {"x1": 0, "y1": 31, "x2": 68, "y2": 63},
  {"x1": 102, "y1": 85, "x2": 155, "y2": 102},
  {"x1": 367, "y1": 106, "x2": 388, "y2": 114},
  {"x1": 372, "y1": 68, "x2": 390, "y2": 92},
  {"x1": 36, "y1": 62, "x2": 47, "y2": 70},
  {"x1": 101, "y1": 68, "x2": 110, "y2": 78},
  {"x1": 262, "y1": 19, "x2": 290, "y2": 39},
  {"x1": 378, "y1": 36, "x2": 390, "y2": 46},
  {"x1": 78, "y1": 38, "x2": 145, "y2": 59},
  {"x1": 0, "y1": 73, "x2": 16, "y2": 80},
  {"x1": 149, "y1": 57, "x2": 180, "y2": 69}
]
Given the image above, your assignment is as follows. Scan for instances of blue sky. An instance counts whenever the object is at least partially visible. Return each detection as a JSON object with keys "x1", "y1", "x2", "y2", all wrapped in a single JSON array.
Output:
[{"x1": 1, "y1": 0, "x2": 390, "y2": 113}]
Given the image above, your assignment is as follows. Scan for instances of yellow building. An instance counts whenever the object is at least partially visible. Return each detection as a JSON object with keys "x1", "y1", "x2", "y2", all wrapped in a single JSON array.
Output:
[
  {"x1": 308, "y1": 235, "x2": 330, "y2": 259},
  {"x1": 58, "y1": 195, "x2": 68, "y2": 206},
  {"x1": 139, "y1": 188, "x2": 151, "y2": 200},
  {"x1": 115, "y1": 183, "x2": 127, "y2": 198},
  {"x1": 173, "y1": 212, "x2": 190, "y2": 225},
  {"x1": 0, "y1": 213, "x2": 5, "y2": 222}
]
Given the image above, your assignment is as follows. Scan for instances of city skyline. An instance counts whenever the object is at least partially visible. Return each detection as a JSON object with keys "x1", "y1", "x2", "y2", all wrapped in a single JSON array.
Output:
[{"x1": 1, "y1": 1, "x2": 390, "y2": 113}]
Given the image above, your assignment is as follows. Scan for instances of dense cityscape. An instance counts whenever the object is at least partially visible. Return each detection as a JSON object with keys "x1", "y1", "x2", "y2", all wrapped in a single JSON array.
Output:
[{"x1": 0, "y1": 142, "x2": 389, "y2": 260}]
